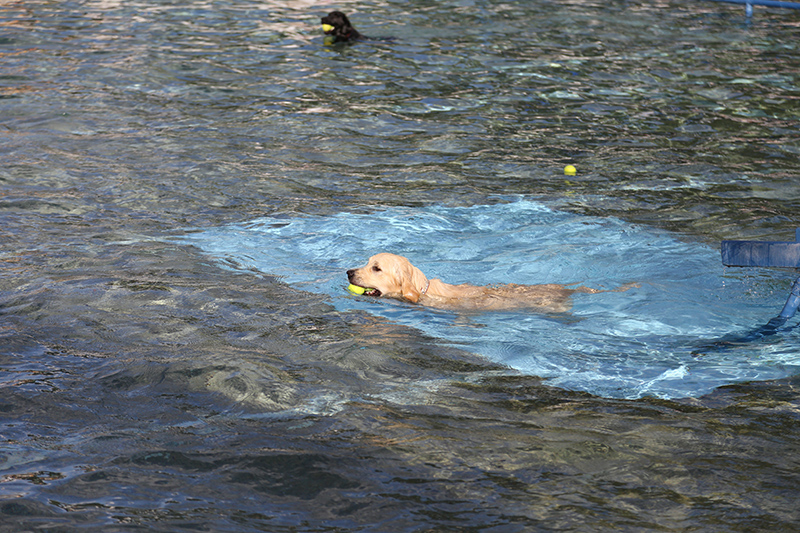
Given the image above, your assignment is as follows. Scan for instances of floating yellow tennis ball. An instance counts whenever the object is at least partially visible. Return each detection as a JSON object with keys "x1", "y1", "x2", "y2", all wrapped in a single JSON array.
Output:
[
  {"x1": 322, "y1": 23, "x2": 335, "y2": 33},
  {"x1": 564, "y1": 164, "x2": 577, "y2": 176},
  {"x1": 348, "y1": 284, "x2": 366, "y2": 295}
]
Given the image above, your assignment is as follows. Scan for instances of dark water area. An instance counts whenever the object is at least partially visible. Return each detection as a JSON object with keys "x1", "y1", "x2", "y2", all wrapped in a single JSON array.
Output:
[{"x1": 2, "y1": 0, "x2": 800, "y2": 530}]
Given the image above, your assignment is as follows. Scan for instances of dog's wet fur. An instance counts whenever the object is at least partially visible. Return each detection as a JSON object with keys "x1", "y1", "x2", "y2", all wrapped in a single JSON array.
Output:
[
  {"x1": 348, "y1": 253, "x2": 637, "y2": 313},
  {"x1": 321, "y1": 11, "x2": 363, "y2": 43}
]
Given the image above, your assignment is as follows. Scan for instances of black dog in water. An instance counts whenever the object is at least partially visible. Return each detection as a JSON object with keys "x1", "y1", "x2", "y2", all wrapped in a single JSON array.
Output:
[{"x1": 320, "y1": 11, "x2": 363, "y2": 43}]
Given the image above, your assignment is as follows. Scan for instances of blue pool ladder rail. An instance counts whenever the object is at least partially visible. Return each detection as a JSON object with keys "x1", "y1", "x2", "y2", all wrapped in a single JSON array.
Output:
[
  {"x1": 722, "y1": 228, "x2": 800, "y2": 326},
  {"x1": 694, "y1": 230, "x2": 800, "y2": 353},
  {"x1": 705, "y1": 0, "x2": 800, "y2": 18},
  {"x1": 696, "y1": 230, "x2": 800, "y2": 350}
]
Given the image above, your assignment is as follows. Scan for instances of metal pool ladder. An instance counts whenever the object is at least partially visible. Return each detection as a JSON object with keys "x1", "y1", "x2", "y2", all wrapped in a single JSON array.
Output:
[{"x1": 720, "y1": 229, "x2": 800, "y2": 340}]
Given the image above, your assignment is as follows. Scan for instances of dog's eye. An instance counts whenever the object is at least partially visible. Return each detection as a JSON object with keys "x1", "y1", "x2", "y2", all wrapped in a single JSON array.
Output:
[{"x1": 371, "y1": 265, "x2": 381, "y2": 272}]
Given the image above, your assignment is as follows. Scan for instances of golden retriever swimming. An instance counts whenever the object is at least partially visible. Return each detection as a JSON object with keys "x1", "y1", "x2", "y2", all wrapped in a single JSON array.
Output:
[{"x1": 347, "y1": 253, "x2": 635, "y2": 313}]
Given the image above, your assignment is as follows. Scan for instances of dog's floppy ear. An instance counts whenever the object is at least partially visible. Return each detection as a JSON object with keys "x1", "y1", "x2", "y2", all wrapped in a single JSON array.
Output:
[
  {"x1": 402, "y1": 280, "x2": 420, "y2": 303},
  {"x1": 400, "y1": 263, "x2": 428, "y2": 303}
]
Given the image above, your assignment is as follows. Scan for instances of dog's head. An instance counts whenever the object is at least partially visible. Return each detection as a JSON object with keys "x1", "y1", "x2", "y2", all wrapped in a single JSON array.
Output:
[
  {"x1": 321, "y1": 11, "x2": 361, "y2": 42},
  {"x1": 347, "y1": 253, "x2": 429, "y2": 303}
]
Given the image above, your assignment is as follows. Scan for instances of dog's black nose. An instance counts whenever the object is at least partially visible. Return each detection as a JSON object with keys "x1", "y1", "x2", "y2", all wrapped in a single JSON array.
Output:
[{"x1": 347, "y1": 269, "x2": 355, "y2": 281}]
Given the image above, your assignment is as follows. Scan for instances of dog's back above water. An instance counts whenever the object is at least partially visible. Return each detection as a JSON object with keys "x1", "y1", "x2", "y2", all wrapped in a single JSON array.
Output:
[{"x1": 347, "y1": 252, "x2": 637, "y2": 313}]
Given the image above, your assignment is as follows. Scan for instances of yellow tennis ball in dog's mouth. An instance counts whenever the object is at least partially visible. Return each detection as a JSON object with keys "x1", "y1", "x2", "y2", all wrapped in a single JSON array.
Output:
[
  {"x1": 564, "y1": 164, "x2": 577, "y2": 176},
  {"x1": 322, "y1": 23, "x2": 335, "y2": 33},
  {"x1": 348, "y1": 284, "x2": 367, "y2": 295}
]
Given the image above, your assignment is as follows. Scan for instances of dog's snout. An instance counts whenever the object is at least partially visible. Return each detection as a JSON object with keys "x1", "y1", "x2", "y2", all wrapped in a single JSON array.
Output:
[{"x1": 347, "y1": 269, "x2": 356, "y2": 281}]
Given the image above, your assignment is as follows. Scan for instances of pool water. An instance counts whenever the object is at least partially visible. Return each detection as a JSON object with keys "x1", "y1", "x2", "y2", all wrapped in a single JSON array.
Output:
[
  {"x1": 3, "y1": 0, "x2": 800, "y2": 530},
  {"x1": 184, "y1": 198, "x2": 800, "y2": 399}
]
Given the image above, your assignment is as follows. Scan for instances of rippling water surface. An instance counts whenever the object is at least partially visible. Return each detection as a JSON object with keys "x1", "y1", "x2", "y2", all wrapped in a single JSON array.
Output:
[{"x1": 3, "y1": 0, "x2": 800, "y2": 530}]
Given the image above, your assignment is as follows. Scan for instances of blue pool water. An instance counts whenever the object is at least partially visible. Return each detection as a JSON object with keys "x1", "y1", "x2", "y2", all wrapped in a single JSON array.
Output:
[{"x1": 183, "y1": 198, "x2": 798, "y2": 399}]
